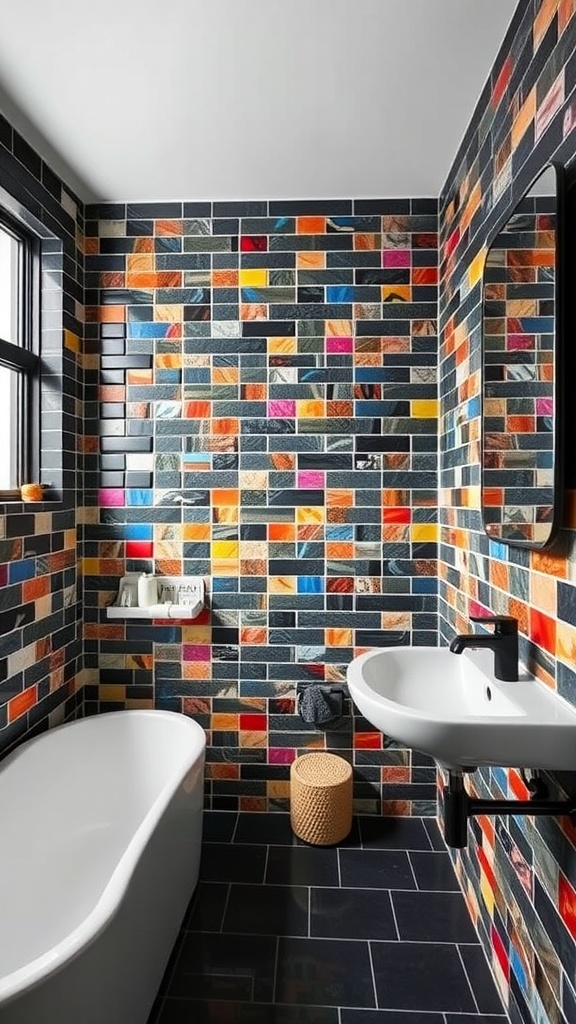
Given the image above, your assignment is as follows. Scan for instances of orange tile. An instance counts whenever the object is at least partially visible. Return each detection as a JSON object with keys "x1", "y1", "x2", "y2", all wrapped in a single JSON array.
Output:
[
  {"x1": 212, "y1": 418, "x2": 238, "y2": 435},
  {"x1": 207, "y1": 763, "x2": 240, "y2": 779},
  {"x1": 355, "y1": 234, "x2": 380, "y2": 250},
  {"x1": 559, "y1": 0, "x2": 575, "y2": 32},
  {"x1": 413, "y1": 267, "x2": 438, "y2": 285},
  {"x1": 240, "y1": 627, "x2": 268, "y2": 644},
  {"x1": 531, "y1": 549, "x2": 567, "y2": 578},
  {"x1": 244, "y1": 384, "x2": 267, "y2": 400},
  {"x1": 534, "y1": 0, "x2": 561, "y2": 47},
  {"x1": 326, "y1": 543, "x2": 354, "y2": 559},
  {"x1": 213, "y1": 489, "x2": 239, "y2": 505},
  {"x1": 269, "y1": 525, "x2": 296, "y2": 542},
  {"x1": 212, "y1": 714, "x2": 239, "y2": 730},
  {"x1": 133, "y1": 237, "x2": 154, "y2": 253},
  {"x1": 212, "y1": 269, "x2": 239, "y2": 286},
  {"x1": 326, "y1": 489, "x2": 353, "y2": 507},
  {"x1": 529, "y1": 608, "x2": 556, "y2": 655},
  {"x1": 183, "y1": 524, "x2": 211, "y2": 540},
  {"x1": 23, "y1": 576, "x2": 50, "y2": 602},
  {"x1": 8, "y1": 686, "x2": 37, "y2": 722},
  {"x1": 184, "y1": 401, "x2": 211, "y2": 418},
  {"x1": 353, "y1": 732, "x2": 382, "y2": 749},
  {"x1": 508, "y1": 598, "x2": 528, "y2": 635},
  {"x1": 101, "y1": 272, "x2": 125, "y2": 288},
  {"x1": 511, "y1": 87, "x2": 536, "y2": 149},
  {"x1": 271, "y1": 453, "x2": 295, "y2": 470},
  {"x1": 241, "y1": 303, "x2": 267, "y2": 320},
  {"x1": 297, "y1": 251, "x2": 325, "y2": 269},
  {"x1": 327, "y1": 400, "x2": 353, "y2": 417},
  {"x1": 325, "y1": 628, "x2": 353, "y2": 647},
  {"x1": 155, "y1": 219, "x2": 183, "y2": 235},
  {"x1": 297, "y1": 217, "x2": 326, "y2": 234}
]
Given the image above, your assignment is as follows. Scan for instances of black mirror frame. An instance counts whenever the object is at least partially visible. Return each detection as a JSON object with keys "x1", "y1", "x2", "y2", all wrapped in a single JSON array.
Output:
[{"x1": 480, "y1": 160, "x2": 565, "y2": 551}]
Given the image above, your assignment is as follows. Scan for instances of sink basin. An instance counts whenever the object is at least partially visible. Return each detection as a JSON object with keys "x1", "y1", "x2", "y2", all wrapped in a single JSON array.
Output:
[{"x1": 346, "y1": 646, "x2": 576, "y2": 771}]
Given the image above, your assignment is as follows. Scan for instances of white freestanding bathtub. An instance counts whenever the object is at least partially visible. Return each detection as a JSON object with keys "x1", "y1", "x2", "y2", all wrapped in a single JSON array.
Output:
[{"x1": 0, "y1": 709, "x2": 206, "y2": 1024}]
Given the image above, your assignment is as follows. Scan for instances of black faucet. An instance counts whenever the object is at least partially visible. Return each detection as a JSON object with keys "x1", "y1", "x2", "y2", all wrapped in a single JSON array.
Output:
[{"x1": 449, "y1": 615, "x2": 518, "y2": 682}]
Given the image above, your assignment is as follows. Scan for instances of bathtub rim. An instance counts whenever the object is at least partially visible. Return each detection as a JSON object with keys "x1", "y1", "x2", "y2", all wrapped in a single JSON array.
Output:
[{"x1": 0, "y1": 709, "x2": 206, "y2": 1007}]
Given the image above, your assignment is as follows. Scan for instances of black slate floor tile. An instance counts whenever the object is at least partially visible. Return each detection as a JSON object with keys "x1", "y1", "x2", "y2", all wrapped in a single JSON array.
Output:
[
  {"x1": 184, "y1": 882, "x2": 229, "y2": 932},
  {"x1": 370, "y1": 941, "x2": 477, "y2": 1012},
  {"x1": 341, "y1": 1012, "x2": 444, "y2": 1023},
  {"x1": 391, "y1": 891, "x2": 479, "y2": 943},
  {"x1": 200, "y1": 842, "x2": 267, "y2": 883},
  {"x1": 408, "y1": 850, "x2": 460, "y2": 890},
  {"x1": 266, "y1": 845, "x2": 340, "y2": 886},
  {"x1": 339, "y1": 849, "x2": 416, "y2": 889},
  {"x1": 275, "y1": 937, "x2": 376, "y2": 1008},
  {"x1": 202, "y1": 810, "x2": 238, "y2": 843},
  {"x1": 170, "y1": 932, "x2": 277, "y2": 1002},
  {"x1": 223, "y1": 883, "x2": 309, "y2": 936},
  {"x1": 423, "y1": 817, "x2": 447, "y2": 850},
  {"x1": 310, "y1": 887, "x2": 397, "y2": 940},
  {"x1": 234, "y1": 811, "x2": 297, "y2": 845},
  {"x1": 158, "y1": 1000, "x2": 339, "y2": 1023},
  {"x1": 459, "y1": 943, "x2": 507, "y2": 1014},
  {"x1": 359, "y1": 816, "x2": 433, "y2": 850},
  {"x1": 446, "y1": 1016, "x2": 508, "y2": 1023}
]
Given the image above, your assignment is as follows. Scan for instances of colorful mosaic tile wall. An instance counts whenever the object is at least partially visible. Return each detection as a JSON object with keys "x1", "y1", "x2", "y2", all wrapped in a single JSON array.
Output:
[
  {"x1": 483, "y1": 197, "x2": 556, "y2": 544},
  {"x1": 82, "y1": 198, "x2": 439, "y2": 814},
  {"x1": 0, "y1": 113, "x2": 84, "y2": 757},
  {"x1": 439, "y1": 2, "x2": 576, "y2": 1022}
]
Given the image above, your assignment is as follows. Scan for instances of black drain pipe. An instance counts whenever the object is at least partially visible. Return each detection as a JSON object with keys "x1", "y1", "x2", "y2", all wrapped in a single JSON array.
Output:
[{"x1": 443, "y1": 771, "x2": 576, "y2": 848}]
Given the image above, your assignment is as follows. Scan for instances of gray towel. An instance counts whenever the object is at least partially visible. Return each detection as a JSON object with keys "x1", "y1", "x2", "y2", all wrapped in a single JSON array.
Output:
[{"x1": 297, "y1": 685, "x2": 341, "y2": 726}]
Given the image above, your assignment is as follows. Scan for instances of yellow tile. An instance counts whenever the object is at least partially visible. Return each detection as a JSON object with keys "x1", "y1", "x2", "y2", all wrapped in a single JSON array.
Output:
[
  {"x1": 412, "y1": 400, "x2": 438, "y2": 418},
  {"x1": 464, "y1": 486, "x2": 481, "y2": 508},
  {"x1": 411, "y1": 524, "x2": 439, "y2": 542},
  {"x1": 212, "y1": 559, "x2": 239, "y2": 576},
  {"x1": 468, "y1": 249, "x2": 486, "y2": 290},
  {"x1": 269, "y1": 337, "x2": 296, "y2": 354},
  {"x1": 80, "y1": 558, "x2": 99, "y2": 576},
  {"x1": 240, "y1": 269, "x2": 267, "y2": 287},
  {"x1": 297, "y1": 400, "x2": 325, "y2": 418},
  {"x1": 269, "y1": 576, "x2": 296, "y2": 593},
  {"x1": 64, "y1": 330, "x2": 79, "y2": 352},
  {"x1": 296, "y1": 507, "x2": 325, "y2": 524},
  {"x1": 100, "y1": 685, "x2": 126, "y2": 701},
  {"x1": 181, "y1": 625, "x2": 212, "y2": 644},
  {"x1": 479, "y1": 870, "x2": 495, "y2": 917},
  {"x1": 511, "y1": 88, "x2": 536, "y2": 149},
  {"x1": 212, "y1": 541, "x2": 239, "y2": 558}
]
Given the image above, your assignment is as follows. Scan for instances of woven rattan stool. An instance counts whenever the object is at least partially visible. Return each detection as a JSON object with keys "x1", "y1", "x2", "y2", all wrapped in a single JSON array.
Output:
[{"x1": 290, "y1": 752, "x2": 353, "y2": 845}]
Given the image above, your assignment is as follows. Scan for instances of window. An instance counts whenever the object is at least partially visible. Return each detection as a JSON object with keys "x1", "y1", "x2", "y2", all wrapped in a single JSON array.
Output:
[{"x1": 0, "y1": 216, "x2": 39, "y2": 496}]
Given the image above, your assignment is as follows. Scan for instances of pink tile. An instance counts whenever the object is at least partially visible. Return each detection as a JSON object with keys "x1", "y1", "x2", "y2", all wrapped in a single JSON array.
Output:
[
  {"x1": 536, "y1": 398, "x2": 553, "y2": 417},
  {"x1": 298, "y1": 470, "x2": 325, "y2": 488},
  {"x1": 507, "y1": 334, "x2": 534, "y2": 349},
  {"x1": 268, "y1": 400, "x2": 295, "y2": 417},
  {"x1": 98, "y1": 488, "x2": 125, "y2": 507},
  {"x1": 183, "y1": 644, "x2": 211, "y2": 661},
  {"x1": 326, "y1": 337, "x2": 353, "y2": 353},
  {"x1": 269, "y1": 747, "x2": 296, "y2": 764},
  {"x1": 382, "y1": 250, "x2": 410, "y2": 268}
]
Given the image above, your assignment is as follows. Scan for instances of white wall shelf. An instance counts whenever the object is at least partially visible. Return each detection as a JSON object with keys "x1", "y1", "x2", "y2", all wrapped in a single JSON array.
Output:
[{"x1": 106, "y1": 574, "x2": 205, "y2": 620}]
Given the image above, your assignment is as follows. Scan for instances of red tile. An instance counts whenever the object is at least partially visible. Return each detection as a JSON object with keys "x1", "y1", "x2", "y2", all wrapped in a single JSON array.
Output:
[
  {"x1": 239, "y1": 714, "x2": 267, "y2": 731},
  {"x1": 126, "y1": 541, "x2": 153, "y2": 559},
  {"x1": 353, "y1": 732, "x2": 382, "y2": 749},
  {"x1": 529, "y1": 608, "x2": 556, "y2": 654},
  {"x1": 559, "y1": 874, "x2": 576, "y2": 939}
]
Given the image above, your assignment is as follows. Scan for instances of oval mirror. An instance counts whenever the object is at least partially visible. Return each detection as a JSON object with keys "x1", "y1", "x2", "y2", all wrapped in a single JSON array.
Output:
[{"x1": 481, "y1": 163, "x2": 564, "y2": 548}]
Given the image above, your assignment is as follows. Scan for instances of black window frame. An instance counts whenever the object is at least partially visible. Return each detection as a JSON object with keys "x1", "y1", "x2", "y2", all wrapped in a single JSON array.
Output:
[{"x1": 0, "y1": 210, "x2": 40, "y2": 500}]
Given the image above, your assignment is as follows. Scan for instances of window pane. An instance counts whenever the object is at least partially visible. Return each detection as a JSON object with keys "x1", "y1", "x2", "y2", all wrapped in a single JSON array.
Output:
[
  {"x1": 0, "y1": 224, "x2": 20, "y2": 344},
  {"x1": 0, "y1": 366, "x2": 18, "y2": 489}
]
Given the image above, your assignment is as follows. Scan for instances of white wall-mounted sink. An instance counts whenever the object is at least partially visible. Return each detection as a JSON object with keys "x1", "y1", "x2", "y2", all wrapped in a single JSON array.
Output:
[{"x1": 347, "y1": 646, "x2": 576, "y2": 771}]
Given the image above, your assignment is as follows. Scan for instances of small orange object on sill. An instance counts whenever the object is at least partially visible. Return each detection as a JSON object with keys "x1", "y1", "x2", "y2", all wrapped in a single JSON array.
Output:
[{"x1": 20, "y1": 483, "x2": 44, "y2": 502}]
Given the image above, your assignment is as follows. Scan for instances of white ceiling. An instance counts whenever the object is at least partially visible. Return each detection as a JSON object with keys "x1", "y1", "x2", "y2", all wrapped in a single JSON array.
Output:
[{"x1": 0, "y1": 0, "x2": 518, "y2": 204}]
